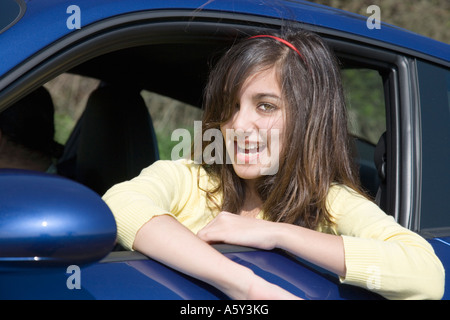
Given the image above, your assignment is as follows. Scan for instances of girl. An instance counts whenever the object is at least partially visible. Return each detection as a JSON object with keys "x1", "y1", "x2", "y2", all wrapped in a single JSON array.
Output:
[{"x1": 103, "y1": 29, "x2": 444, "y2": 300}]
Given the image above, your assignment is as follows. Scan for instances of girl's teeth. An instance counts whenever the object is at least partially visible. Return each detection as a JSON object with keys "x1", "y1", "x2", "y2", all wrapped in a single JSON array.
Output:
[
  {"x1": 236, "y1": 142, "x2": 266, "y2": 153},
  {"x1": 237, "y1": 142, "x2": 262, "y2": 149}
]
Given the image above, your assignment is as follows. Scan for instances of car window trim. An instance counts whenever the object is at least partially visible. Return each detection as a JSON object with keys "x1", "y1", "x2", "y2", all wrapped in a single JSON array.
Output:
[
  {"x1": 101, "y1": 244, "x2": 257, "y2": 263},
  {"x1": 327, "y1": 40, "x2": 420, "y2": 229}
]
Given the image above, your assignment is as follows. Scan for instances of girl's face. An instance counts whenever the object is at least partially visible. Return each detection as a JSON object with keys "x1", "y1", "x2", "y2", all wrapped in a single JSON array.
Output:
[{"x1": 220, "y1": 66, "x2": 285, "y2": 181}]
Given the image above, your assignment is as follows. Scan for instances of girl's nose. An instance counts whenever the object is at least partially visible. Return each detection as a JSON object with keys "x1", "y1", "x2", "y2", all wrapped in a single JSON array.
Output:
[{"x1": 231, "y1": 105, "x2": 257, "y2": 133}]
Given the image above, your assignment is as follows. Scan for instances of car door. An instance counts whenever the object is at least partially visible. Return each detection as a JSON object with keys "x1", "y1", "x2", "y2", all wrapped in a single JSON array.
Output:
[{"x1": 1, "y1": 3, "x2": 449, "y2": 300}]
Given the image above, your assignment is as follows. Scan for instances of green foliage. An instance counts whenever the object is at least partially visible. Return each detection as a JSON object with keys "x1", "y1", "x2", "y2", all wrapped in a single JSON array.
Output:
[
  {"x1": 312, "y1": 0, "x2": 449, "y2": 44},
  {"x1": 342, "y1": 69, "x2": 386, "y2": 144},
  {"x1": 156, "y1": 127, "x2": 196, "y2": 161},
  {"x1": 141, "y1": 90, "x2": 202, "y2": 160},
  {"x1": 54, "y1": 112, "x2": 75, "y2": 145}
]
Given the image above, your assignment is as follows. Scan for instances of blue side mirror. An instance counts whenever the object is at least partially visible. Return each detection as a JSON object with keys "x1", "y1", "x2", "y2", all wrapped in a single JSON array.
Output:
[{"x1": 0, "y1": 170, "x2": 117, "y2": 271}]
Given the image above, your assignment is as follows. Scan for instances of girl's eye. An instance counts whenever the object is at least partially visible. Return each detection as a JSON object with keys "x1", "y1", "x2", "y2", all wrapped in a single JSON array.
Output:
[{"x1": 258, "y1": 103, "x2": 277, "y2": 112}]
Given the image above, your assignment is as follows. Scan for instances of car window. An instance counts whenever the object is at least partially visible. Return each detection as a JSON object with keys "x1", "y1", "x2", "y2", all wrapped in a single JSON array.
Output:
[
  {"x1": 40, "y1": 41, "x2": 388, "y2": 202},
  {"x1": 45, "y1": 73, "x2": 203, "y2": 161},
  {"x1": 48, "y1": 69, "x2": 386, "y2": 152},
  {"x1": 45, "y1": 73, "x2": 100, "y2": 145},
  {"x1": 340, "y1": 67, "x2": 386, "y2": 198},
  {"x1": 342, "y1": 68, "x2": 386, "y2": 145},
  {"x1": 417, "y1": 61, "x2": 450, "y2": 231},
  {"x1": 142, "y1": 90, "x2": 202, "y2": 160}
]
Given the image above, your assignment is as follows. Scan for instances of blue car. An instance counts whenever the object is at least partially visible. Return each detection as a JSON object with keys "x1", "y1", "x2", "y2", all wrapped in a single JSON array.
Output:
[{"x1": 0, "y1": 0, "x2": 449, "y2": 300}]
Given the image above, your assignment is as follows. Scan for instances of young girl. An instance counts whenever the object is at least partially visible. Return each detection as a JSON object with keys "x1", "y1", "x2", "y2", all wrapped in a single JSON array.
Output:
[{"x1": 103, "y1": 29, "x2": 444, "y2": 300}]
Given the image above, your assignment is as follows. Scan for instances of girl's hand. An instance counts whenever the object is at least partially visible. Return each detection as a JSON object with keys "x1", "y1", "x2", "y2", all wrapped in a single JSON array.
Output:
[
  {"x1": 197, "y1": 211, "x2": 279, "y2": 250},
  {"x1": 245, "y1": 273, "x2": 302, "y2": 300},
  {"x1": 197, "y1": 212, "x2": 302, "y2": 300}
]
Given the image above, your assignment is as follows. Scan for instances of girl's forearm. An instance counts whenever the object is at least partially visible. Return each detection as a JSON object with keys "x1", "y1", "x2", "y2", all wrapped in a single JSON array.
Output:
[
  {"x1": 273, "y1": 223, "x2": 346, "y2": 277},
  {"x1": 133, "y1": 215, "x2": 251, "y2": 298},
  {"x1": 133, "y1": 214, "x2": 299, "y2": 299},
  {"x1": 197, "y1": 212, "x2": 346, "y2": 278}
]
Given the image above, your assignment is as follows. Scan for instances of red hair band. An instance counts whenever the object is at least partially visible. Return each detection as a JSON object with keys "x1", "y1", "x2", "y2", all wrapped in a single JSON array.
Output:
[{"x1": 248, "y1": 35, "x2": 305, "y2": 62}]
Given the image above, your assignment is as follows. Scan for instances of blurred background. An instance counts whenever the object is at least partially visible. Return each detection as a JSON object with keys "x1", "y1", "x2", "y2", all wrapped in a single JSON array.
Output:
[{"x1": 314, "y1": 0, "x2": 449, "y2": 43}]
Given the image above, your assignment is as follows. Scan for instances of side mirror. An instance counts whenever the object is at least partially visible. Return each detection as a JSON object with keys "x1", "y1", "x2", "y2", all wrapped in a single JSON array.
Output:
[{"x1": 0, "y1": 170, "x2": 117, "y2": 271}]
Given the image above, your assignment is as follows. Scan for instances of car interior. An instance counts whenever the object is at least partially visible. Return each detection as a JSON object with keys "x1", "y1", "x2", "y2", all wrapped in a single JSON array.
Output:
[
  {"x1": 57, "y1": 83, "x2": 159, "y2": 195},
  {"x1": 2, "y1": 24, "x2": 389, "y2": 217},
  {"x1": 54, "y1": 41, "x2": 227, "y2": 195},
  {"x1": 54, "y1": 42, "x2": 385, "y2": 202}
]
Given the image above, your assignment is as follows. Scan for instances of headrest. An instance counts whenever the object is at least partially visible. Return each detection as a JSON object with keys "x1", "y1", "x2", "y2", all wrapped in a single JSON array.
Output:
[
  {"x1": 76, "y1": 85, "x2": 158, "y2": 194},
  {"x1": 0, "y1": 87, "x2": 63, "y2": 158},
  {"x1": 374, "y1": 131, "x2": 387, "y2": 182}
]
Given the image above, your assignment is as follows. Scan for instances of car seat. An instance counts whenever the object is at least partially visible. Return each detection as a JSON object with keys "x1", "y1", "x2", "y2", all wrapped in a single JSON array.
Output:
[
  {"x1": 58, "y1": 84, "x2": 159, "y2": 195},
  {"x1": 374, "y1": 131, "x2": 387, "y2": 212},
  {"x1": 353, "y1": 137, "x2": 380, "y2": 198}
]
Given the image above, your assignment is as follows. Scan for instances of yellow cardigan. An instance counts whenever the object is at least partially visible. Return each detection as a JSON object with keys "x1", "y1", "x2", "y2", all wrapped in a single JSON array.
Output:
[{"x1": 103, "y1": 159, "x2": 445, "y2": 300}]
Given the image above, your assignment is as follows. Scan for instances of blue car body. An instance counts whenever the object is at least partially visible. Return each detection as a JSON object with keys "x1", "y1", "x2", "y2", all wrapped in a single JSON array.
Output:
[
  {"x1": 0, "y1": 0, "x2": 448, "y2": 77},
  {"x1": 0, "y1": 0, "x2": 449, "y2": 300}
]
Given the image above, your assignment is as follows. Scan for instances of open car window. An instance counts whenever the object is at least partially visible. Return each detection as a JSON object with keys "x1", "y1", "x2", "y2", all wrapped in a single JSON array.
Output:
[
  {"x1": 141, "y1": 90, "x2": 202, "y2": 160},
  {"x1": 2, "y1": 15, "x2": 403, "y2": 226},
  {"x1": 46, "y1": 66, "x2": 387, "y2": 204},
  {"x1": 45, "y1": 73, "x2": 100, "y2": 145},
  {"x1": 342, "y1": 68, "x2": 386, "y2": 145}
]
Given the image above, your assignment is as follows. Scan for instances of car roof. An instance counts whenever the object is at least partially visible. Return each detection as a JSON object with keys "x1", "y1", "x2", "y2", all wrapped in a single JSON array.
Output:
[{"x1": 0, "y1": 0, "x2": 448, "y2": 78}]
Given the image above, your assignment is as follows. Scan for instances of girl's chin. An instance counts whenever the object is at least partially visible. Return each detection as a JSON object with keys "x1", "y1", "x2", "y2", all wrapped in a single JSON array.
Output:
[{"x1": 231, "y1": 163, "x2": 268, "y2": 180}]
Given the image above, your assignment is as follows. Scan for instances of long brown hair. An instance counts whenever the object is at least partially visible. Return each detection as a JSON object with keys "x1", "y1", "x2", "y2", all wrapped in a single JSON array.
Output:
[{"x1": 200, "y1": 29, "x2": 363, "y2": 230}]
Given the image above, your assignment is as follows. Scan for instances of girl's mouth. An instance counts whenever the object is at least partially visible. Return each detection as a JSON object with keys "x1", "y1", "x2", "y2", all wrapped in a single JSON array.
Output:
[{"x1": 234, "y1": 140, "x2": 267, "y2": 163}]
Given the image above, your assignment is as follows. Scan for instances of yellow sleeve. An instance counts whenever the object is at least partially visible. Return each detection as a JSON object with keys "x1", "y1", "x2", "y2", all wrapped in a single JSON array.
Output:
[
  {"x1": 102, "y1": 160, "x2": 197, "y2": 250},
  {"x1": 327, "y1": 185, "x2": 445, "y2": 300}
]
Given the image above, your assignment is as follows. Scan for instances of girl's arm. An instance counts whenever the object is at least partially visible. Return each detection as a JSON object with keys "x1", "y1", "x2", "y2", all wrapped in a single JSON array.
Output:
[
  {"x1": 197, "y1": 212, "x2": 346, "y2": 277},
  {"x1": 133, "y1": 214, "x2": 300, "y2": 300},
  {"x1": 197, "y1": 187, "x2": 445, "y2": 300}
]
